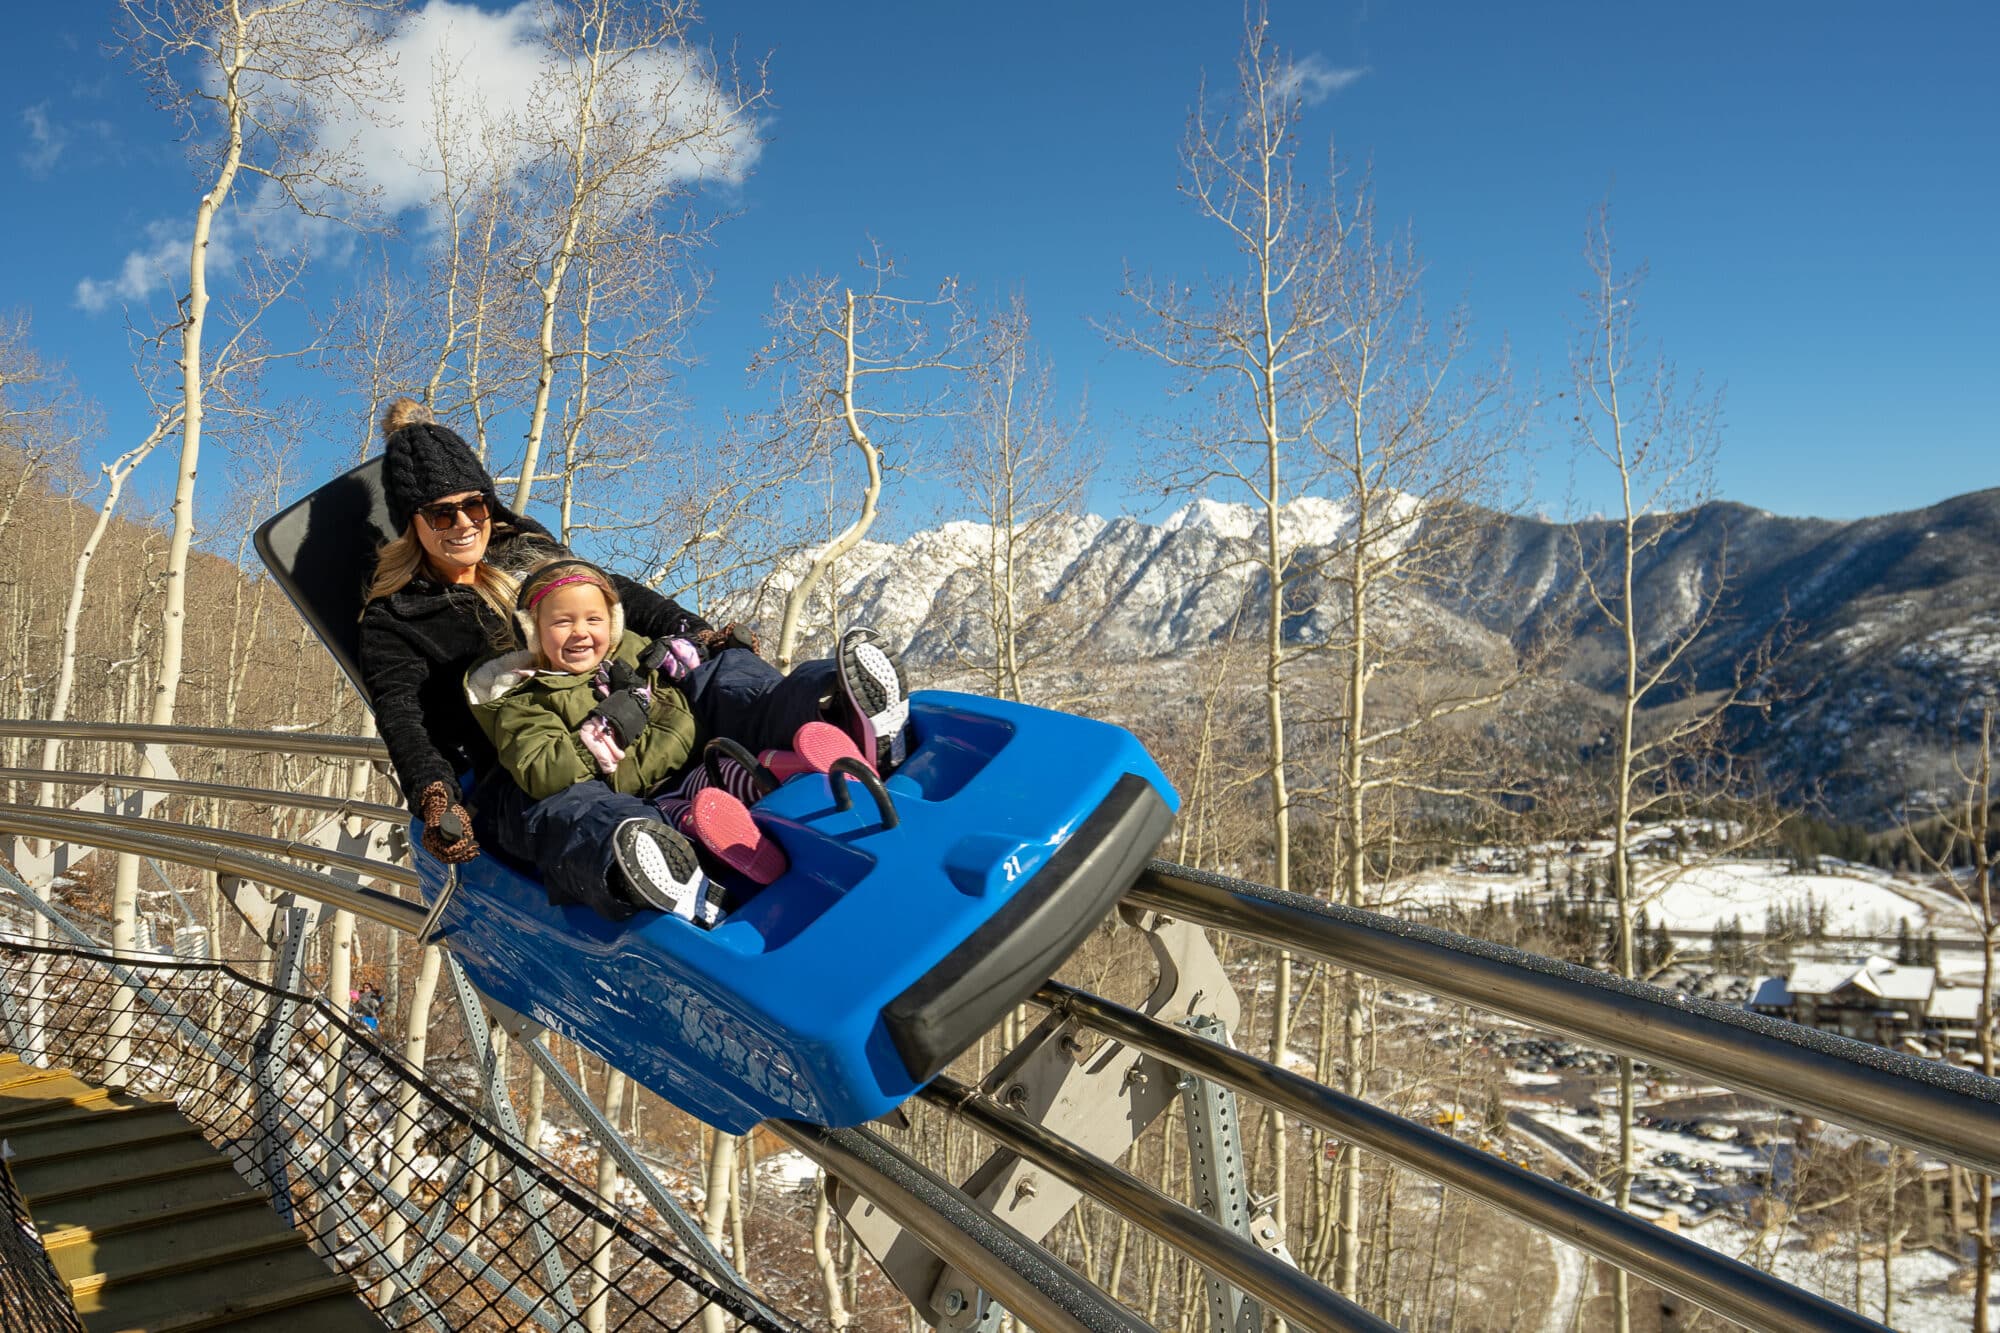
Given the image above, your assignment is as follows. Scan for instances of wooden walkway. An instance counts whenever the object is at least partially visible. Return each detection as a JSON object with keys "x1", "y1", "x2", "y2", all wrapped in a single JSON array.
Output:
[{"x1": 0, "y1": 1051, "x2": 382, "y2": 1333}]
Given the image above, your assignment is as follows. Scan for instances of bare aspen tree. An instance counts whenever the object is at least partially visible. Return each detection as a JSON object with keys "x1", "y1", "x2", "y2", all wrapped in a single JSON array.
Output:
[
  {"x1": 106, "y1": 0, "x2": 390, "y2": 1074},
  {"x1": 1281, "y1": 177, "x2": 1527, "y2": 1293},
  {"x1": 1107, "y1": 6, "x2": 1345, "y2": 1263},
  {"x1": 503, "y1": 0, "x2": 762, "y2": 519},
  {"x1": 328, "y1": 248, "x2": 428, "y2": 461},
  {"x1": 1568, "y1": 203, "x2": 1777, "y2": 1333},
  {"x1": 586, "y1": 1067, "x2": 631, "y2": 1333},
  {"x1": 1902, "y1": 706, "x2": 1995, "y2": 1330},
  {"x1": 34, "y1": 412, "x2": 179, "y2": 811},
  {"x1": 756, "y1": 252, "x2": 969, "y2": 667},
  {"x1": 3, "y1": 329, "x2": 105, "y2": 1056},
  {"x1": 413, "y1": 53, "x2": 527, "y2": 453},
  {"x1": 0, "y1": 315, "x2": 91, "y2": 546},
  {"x1": 639, "y1": 410, "x2": 822, "y2": 614},
  {"x1": 1175, "y1": 620, "x2": 1258, "y2": 870},
  {"x1": 939, "y1": 293, "x2": 1096, "y2": 703},
  {"x1": 700, "y1": 1127, "x2": 737, "y2": 1333},
  {"x1": 380, "y1": 943, "x2": 444, "y2": 1301}
]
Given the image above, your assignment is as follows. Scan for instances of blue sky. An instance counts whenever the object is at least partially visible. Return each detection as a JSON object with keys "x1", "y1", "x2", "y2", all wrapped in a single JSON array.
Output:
[{"x1": 5, "y1": 1, "x2": 1996, "y2": 532}]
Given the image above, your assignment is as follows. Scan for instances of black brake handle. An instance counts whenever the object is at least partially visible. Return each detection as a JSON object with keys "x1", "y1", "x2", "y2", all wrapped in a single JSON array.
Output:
[{"x1": 828, "y1": 756, "x2": 899, "y2": 830}]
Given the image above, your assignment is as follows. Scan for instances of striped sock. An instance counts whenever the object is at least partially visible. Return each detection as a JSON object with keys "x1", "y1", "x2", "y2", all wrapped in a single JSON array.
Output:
[
  {"x1": 653, "y1": 795, "x2": 694, "y2": 834},
  {"x1": 657, "y1": 752, "x2": 768, "y2": 808}
]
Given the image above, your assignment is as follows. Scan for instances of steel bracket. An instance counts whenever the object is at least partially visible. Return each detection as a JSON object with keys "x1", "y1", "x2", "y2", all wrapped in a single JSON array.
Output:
[{"x1": 832, "y1": 907, "x2": 1240, "y2": 1326}]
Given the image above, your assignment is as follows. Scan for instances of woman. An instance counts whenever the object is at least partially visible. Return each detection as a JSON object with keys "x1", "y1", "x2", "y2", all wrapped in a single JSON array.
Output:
[{"x1": 358, "y1": 397, "x2": 905, "y2": 920}]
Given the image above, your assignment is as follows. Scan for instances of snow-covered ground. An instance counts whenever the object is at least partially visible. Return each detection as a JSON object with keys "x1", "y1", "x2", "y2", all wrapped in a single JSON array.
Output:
[
  {"x1": 1499, "y1": 1090, "x2": 1995, "y2": 1331},
  {"x1": 757, "y1": 1149, "x2": 821, "y2": 1191},
  {"x1": 1400, "y1": 851, "x2": 1985, "y2": 941},
  {"x1": 1675, "y1": 1216, "x2": 1995, "y2": 1332}
]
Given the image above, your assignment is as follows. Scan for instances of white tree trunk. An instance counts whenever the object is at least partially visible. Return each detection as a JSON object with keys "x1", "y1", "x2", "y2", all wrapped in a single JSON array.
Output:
[
  {"x1": 812, "y1": 1174, "x2": 852, "y2": 1328},
  {"x1": 109, "y1": 30, "x2": 246, "y2": 1067},
  {"x1": 35, "y1": 423, "x2": 171, "y2": 814},
  {"x1": 513, "y1": 34, "x2": 604, "y2": 514},
  {"x1": 585, "y1": 1068, "x2": 629, "y2": 1333},
  {"x1": 699, "y1": 1130, "x2": 738, "y2": 1333},
  {"x1": 378, "y1": 944, "x2": 444, "y2": 1303},
  {"x1": 777, "y1": 292, "x2": 880, "y2": 669}
]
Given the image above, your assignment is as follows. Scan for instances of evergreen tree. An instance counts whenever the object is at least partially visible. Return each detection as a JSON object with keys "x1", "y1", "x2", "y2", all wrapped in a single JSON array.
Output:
[
  {"x1": 1896, "y1": 918, "x2": 1914, "y2": 965},
  {"x1": 1651, "y1": 919, "x2": 1673, "y2": 973}
]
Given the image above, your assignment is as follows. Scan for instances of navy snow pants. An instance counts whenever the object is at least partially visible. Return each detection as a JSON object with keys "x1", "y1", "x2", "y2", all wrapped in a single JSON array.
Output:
[
  {"x1": 470, "y1": 648, "x2": 839, "y2": 920},
  {"x1": 681, "y1": 647, "x2": 837, "y2": 755},
  {"x1": 472, "y1": 766, "x2": 657, "y2": 920}
]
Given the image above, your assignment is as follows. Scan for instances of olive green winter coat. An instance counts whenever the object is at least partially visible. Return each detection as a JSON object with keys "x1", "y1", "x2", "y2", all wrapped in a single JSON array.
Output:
[{"x1": 465, "y1": 632, "x2": 696, "y2": 802}]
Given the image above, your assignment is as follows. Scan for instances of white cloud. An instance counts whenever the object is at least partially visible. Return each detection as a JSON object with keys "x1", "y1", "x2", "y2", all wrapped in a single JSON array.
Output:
[
  {"x1": 1273, "y1": 54, "x2": 1370, "y2": 107},
  {"x1": 21, "y1": 102, "x2": 66, "y2": 175},
  {"x1": 77, "y1": 216, "x2": 221, "y2": 314},
  {"x1": 314, "y1": 0, "x2": 759, "y2": 224},
  {"x1": 76, "y1": 0, "x2": 758, "y2": 314}
]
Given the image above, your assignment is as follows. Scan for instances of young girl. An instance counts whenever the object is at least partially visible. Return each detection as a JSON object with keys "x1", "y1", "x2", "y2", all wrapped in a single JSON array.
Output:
[{"x1": 468, "y1": 559, "x2": 869, "y2": 924}]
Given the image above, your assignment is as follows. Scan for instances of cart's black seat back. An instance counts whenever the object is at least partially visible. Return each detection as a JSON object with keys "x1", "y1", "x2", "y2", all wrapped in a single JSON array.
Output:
[{"x1": 252, "y1": 457, "x2": 396, "y2": 707}]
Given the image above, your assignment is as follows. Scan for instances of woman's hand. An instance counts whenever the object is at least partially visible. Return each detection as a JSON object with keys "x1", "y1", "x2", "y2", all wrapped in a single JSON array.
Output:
[
  {"x1": 693, "y1": 622, "x2": 761, "y2": 657},
  {"x1": 416, "y1": 780, "x2": 480, "y2": 863}
]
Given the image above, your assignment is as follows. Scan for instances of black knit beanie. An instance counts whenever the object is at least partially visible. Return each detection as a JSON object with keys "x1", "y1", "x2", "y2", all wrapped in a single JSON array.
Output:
[{"x1": 380, "y1": 399, "x2": 498, "y2": 533}]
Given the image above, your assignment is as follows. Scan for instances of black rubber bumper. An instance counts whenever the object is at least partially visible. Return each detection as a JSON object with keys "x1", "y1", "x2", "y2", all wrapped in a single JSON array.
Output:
[{"x1": 882, "y1": 773, "x2": 1175, "y2": 1084}]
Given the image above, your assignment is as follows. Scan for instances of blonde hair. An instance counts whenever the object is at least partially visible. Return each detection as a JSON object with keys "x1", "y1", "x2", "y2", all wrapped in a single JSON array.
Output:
[
  {"x1": 362, "y1": 394, "x2": 523, "y2": 625},
  {"x1": 363, "y1": 527, "x2": 524, "y2": 625}
]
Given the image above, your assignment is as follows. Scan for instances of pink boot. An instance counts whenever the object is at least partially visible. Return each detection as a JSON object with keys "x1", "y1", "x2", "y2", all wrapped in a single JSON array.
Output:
[
  {"x1": 657, "y1": 788, "x2": 788, "y2": 887},
  {"x1": 764, "y1": 720, "x2": 870, "y2": 781}
]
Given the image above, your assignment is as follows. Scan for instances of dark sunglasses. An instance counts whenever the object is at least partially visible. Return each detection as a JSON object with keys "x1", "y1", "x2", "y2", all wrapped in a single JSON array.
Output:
[{"x1": 416, "y1": 495, "x2": 491, "y2": 531}]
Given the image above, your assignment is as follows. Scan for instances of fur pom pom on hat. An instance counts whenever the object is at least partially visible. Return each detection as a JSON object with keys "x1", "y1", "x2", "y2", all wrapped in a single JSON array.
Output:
[
  {"x1": 380, "y1": 397, "x2": 498, "y2": 533},
  {"x1": 515, "y1": 558, "x2": 625, "y2": 656}
]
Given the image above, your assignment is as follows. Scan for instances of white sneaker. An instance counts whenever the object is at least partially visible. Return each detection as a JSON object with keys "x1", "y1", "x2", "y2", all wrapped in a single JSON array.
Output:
[
  {"x1": 836, "y1": 626, "x2": 911, "y2": 771},
  {"x1": 612, "y1": 819, "x2": 705, "y2": 919}
]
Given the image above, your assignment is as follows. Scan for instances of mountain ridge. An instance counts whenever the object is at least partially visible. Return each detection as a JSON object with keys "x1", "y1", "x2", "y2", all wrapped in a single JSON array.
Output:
[{"x1": 741, "y1": 487, "x2": 2000, "y2": 822}]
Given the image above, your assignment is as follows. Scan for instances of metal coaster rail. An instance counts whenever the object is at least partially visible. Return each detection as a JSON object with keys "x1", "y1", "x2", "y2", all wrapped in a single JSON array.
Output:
[
  {"x1": 0, "y1": 805, "x2": 423, "y2": 932},
  {"x1": 1032, "y1": 980, "x2": 1886, "y2": 1333},
  {"x1": 0, "y1": 764, "x2": 409, "y2": 825},
  {"x1": 0, "y1": 802, "x2": 418, "y2": 888},
  {"x1": 1129, "y1": 861, "x2": 2000, "y2": 1178},
  {"x1": 3, "y1": 717, "x2": 1993, "y2": 1333},
  {"x1": 0, "y1": 717, "x2": 392, "y2": 760}
]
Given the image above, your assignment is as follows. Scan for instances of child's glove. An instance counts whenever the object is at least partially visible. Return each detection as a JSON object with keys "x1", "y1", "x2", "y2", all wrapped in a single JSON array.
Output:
[
  {"x1": 416, "y1": 780, "x2": 480, "y2": 864},
  {"x1": 639, "y1": 636, "x2": 703, "y2": 681},
  {"x1": 588, "y1": 689, "x2": 649, "y2": 748},
  {"x1": 578, "y1": 714, "x2": 626, "y2": 773}
]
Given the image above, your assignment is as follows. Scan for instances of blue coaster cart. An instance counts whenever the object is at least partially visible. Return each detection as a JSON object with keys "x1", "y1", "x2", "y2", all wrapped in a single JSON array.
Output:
[{"x1": 257, "y1": 459, "x2": 1177, "y2": 1130}]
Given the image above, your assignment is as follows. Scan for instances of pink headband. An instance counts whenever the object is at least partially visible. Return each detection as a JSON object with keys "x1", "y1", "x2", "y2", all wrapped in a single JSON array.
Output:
[{"x1": 526, "y1": 572, "x2": 609, "y2": 610}]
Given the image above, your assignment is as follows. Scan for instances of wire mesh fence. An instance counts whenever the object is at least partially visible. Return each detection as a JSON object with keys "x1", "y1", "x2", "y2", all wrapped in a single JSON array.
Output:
[
  {"x1": 1, "y1": 1145, "x2": 87, "y2": 1333},
  {"x1": 0, "y1": 939, "x2": 803, "y2": 1333}
]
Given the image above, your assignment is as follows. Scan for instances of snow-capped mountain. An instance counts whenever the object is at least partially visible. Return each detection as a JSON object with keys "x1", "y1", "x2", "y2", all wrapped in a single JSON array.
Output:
[
  {"x1": 737, "y1": 494, "x2": 1440, "y2": 663},
  {"x1": 734, "y1": 487, "x2": 2000, "y2": 822}
]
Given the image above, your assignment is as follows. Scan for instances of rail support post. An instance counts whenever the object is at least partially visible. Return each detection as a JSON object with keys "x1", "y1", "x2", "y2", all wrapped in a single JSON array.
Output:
[{"x1": 832, "y1": 909, "x2": 1242, "y2": 1328}]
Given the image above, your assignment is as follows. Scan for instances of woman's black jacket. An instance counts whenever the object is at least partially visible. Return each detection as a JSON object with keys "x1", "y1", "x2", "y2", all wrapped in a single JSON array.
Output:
[{"x1": 358, "y1": 532, "x2": 708, "y2": 812}]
